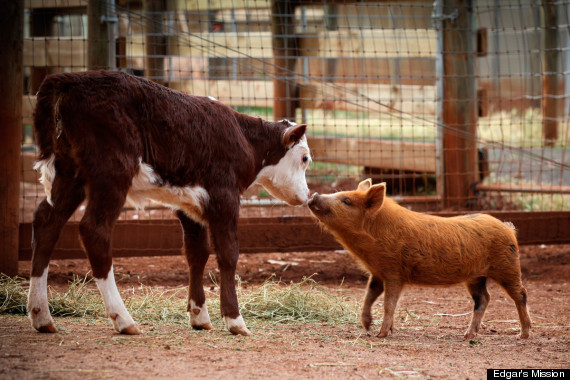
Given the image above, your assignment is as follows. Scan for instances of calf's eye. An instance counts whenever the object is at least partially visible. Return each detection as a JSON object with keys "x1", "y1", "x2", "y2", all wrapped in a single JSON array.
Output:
[{"x1": 302, "y1": 155, "x2": 309, "y2": 163}]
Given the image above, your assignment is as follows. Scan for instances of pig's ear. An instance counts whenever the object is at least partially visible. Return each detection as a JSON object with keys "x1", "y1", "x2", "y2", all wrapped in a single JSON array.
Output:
[
  {"x1": 282, "y1": 124, "x2": 307, "y2": 148},
  {"x1": 364, "y1": 182, "x2": 386, "y2": 211},
  {"x1": 357, "y1": 178, "x2": 372, "y2": 191}
]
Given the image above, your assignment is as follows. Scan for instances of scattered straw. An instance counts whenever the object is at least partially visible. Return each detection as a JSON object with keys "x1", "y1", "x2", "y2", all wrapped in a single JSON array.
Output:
[
  {"x1": 47, "y1": 274, "x2": 105, "y2": 318},
  {"x1": 0, "y1": 274, "x2": 361, "y2": 327},
  {"x1": 237, "y1": 275, "x2": 360, "y2": 325},
  {"x1": 0, "y1": 275, "x2": 28, "y2": 315},
  {"x1": 0, "y1": 274, "x2": 104, "y2": 318}
]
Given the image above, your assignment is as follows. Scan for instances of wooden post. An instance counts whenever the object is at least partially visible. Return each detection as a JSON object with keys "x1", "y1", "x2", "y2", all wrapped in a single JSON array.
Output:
[
  {"x1": 271, "y1": 0, "x2": 298, "y2": 121},
  {"x1": 143, "y1": 0, "x2": 167, "y2": 84},
  {"x1": 441, "y1": 0, "x2": 478, "y2": 208},
  {"x1": 88, "y1": 0, "x2": 110, "y2": 69},
  {"x1": 0, "y1": 0, "x2": 23, "y2": 276},
  {"x1": 324, "y1": 4, "x2": 338, "y2": 83},
  {"x1": 29, "y1": 8, "x2": 54, "y2": 92},
  {"x1": 542, "y1": 0, "x2": 560, "y2": 146}
]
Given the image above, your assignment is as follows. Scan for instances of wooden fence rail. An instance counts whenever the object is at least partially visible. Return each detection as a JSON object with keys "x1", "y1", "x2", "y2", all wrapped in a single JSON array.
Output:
[{"x1": 18, "y1": 211, "x2": 570, "y2": 261}]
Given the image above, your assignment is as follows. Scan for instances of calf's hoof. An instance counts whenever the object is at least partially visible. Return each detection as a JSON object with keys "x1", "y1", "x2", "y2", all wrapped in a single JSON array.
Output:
[
  {"x1": 120, "y1": 324, "x2": 142, "y2": 335},
  {"x1": 464, "y1": 332, "x2": 476, "y2": 340},
  {"x1": 36, "y1": 323, "x2": 58, "y2": 333},
  {"x1": 229, "y1": 325, "x2": 252, "y2": 336},
  {"x1": 192, "y1": 322, "x2": 214, "y2": 331},
  {"x1": 29, "y1": 307, "x2": 57, "y2": 333},
  {"x1": 225, "y1": 315, "x2": 252, "y2": 336}
]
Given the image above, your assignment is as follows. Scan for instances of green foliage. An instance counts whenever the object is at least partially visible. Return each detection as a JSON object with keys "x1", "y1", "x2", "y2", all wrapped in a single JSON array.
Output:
[
  {"x1": 234, "y1": 106, "x2": 273, "y2": 118},
  {"x1": 482, "y1": 173, "x2": 569, "y2": 211}
]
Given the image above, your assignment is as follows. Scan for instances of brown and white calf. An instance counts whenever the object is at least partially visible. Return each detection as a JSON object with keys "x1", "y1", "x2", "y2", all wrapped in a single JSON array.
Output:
[
  {"x1": 29, "y1": 70, "x2": 311, "y2": 336},
  {"x1": 308, "y1": 179, "x2": 531, "y2": 339}
]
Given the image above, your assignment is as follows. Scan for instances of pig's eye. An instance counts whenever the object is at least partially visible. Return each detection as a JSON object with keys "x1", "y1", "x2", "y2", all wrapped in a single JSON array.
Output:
[{"x1": 341, "y1": 197, "x2": 352, "y2": 206}]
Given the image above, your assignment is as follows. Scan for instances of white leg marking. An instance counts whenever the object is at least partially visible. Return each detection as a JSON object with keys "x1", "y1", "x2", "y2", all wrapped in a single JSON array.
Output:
[
  {"x1": 95, "y1": 266, "x2": 138, "y2": 333},
  {"x1": 189, "y1": 299, "x2": 213, "y2": 329},
  {"x1": 28, "y1": 266, "x2": 56, "y2": 331},
  {"x1": 34, "y1": 154, "x2": 56, "y2": 206}
]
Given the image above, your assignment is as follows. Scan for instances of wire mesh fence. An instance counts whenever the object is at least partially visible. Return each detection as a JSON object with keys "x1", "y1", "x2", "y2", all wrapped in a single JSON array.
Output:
[{"x1": 20, "y1": 0, "x2": 570, "y2": 224}]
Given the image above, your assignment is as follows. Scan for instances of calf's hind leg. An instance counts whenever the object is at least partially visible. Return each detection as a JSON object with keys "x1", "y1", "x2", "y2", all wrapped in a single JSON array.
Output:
[
  {"x1": 79, "y1": 177, "x2": 139, "y2": 335},
  {"x1": 177, "y1": 210, "x2": 213, "y2": 330},
  {"x1": 361, "y1": 275, "x2": 384, "y2": 331},
  {"x1": 464, "y1": 277, "x2": 490, "y2": 339},
  {"x1": 28, "y1": 171, "x2": 85, "y2": 333}
]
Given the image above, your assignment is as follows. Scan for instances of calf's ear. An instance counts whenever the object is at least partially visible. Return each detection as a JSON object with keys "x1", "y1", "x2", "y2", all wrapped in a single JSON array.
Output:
[
  {"x1": 357, "y1": 178, "x2": 372, "y2": 191},
  {"x1": 282, "y1": 124, "x2": 307, "y2": 148},
  {"x1": 364, "y1": 182, "x2": 386, "y2": 211}
]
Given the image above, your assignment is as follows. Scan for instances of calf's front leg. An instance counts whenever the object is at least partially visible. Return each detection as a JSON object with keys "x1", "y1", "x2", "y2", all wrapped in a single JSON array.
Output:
[{"x1": 209, "y1": 209, "x2": 251, "y2": 336}]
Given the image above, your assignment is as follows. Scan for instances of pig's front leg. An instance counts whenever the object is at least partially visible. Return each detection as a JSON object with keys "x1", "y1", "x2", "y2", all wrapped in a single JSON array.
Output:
[
  {"x1": 361, "y1": 275, "x2": 384, "y2": 330},
  {"x1": 377, "y1": 279, "x2": 402, "y2": 338}
]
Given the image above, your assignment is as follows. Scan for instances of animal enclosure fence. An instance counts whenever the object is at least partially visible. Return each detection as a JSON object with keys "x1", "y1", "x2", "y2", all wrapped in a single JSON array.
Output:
[{"x1": 13, "y1": 0, "x2": 570, "y2": 263}]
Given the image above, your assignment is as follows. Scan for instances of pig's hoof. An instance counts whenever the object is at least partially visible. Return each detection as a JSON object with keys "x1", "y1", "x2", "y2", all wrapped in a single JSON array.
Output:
[
  {"x1": 376, "y1": 331, "x2": 389, "y2": 338},
  {"x1": 192, "y1": 322, "x2": 214, "y2": 331},
  {"x1": 229, "y1": 325, "x2": 252, "y2": 336},
  {"x1": 120, "y1": 324, "x2": 141, "y2": 335},
  {"x1": 519, "y1": 332, "x2": 530, "y2": 339},
  {"x1": 464, "y1": 332, "x2": 476, "y2": 340},
  {"x1": 37, "y1": 323, "x2": 58, "y2": 333},
  {"x1": 361, "y1": 316, "x2": 372, "y2": 331}
]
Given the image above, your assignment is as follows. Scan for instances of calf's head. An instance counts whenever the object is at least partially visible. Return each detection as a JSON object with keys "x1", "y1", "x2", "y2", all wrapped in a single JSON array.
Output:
[
  {"x1": 255, "y1": 122, "x2": 311, "y2": 206},
  {"x1": 308, "y1": 179, "x2": 386, "y2": 232}
]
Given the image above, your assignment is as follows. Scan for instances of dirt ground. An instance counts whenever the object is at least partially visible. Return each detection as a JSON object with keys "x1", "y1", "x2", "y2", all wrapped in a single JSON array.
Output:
[{"x1": 2, "y1": 244, "x2": 569, "y2": 379}]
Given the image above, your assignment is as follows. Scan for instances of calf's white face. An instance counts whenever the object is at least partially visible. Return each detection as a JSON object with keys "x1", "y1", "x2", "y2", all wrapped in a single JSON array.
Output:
[{"x1": 255, "y1": 128, "x2": 311, "y2": 206}]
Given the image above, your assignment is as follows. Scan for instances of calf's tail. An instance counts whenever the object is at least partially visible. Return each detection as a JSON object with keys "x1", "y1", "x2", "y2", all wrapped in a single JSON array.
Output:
[
  {"x1": 33, "y1": 76, "x2": 62, "y2": 205},
  {"x1": 33, "y1": 76, "x2": 60, "y2": 162}
]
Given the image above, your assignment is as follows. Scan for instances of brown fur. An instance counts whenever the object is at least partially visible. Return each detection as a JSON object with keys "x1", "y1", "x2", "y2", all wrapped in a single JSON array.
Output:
[
  {"x1": 308, "y1": 179, "x2": 531, "y2": 339},
  {"x1": 31, "y1": 70, "x2": 308, "y2": 336}
]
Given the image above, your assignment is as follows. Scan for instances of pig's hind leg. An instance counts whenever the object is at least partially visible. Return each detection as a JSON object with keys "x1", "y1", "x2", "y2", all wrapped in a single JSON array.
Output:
[
  {"x1": 499, "y1": 280, "x2": 531, "y2": 339},
  {"x1": 361, "y1": 275, "x2": 384, "y2": 331},
  {"x1": 464, "y1": 277, "x2": 490, "y2": 339}
]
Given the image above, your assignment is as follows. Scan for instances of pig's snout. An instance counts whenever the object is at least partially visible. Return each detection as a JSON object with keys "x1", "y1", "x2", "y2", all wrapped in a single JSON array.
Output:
[{"x1": 308, "y1": 193, "x2": 322, "y2": 212}]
